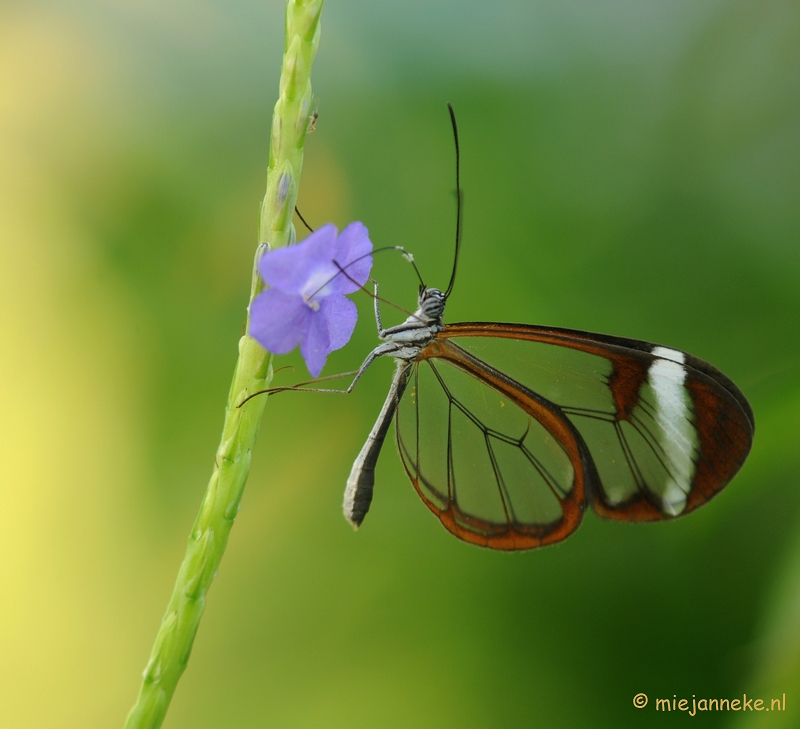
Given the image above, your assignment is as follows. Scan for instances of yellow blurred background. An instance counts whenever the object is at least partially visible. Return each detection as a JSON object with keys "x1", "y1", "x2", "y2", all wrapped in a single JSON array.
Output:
[{"x1": 1, "y1": 1, "x2": 798, "y2": 727}]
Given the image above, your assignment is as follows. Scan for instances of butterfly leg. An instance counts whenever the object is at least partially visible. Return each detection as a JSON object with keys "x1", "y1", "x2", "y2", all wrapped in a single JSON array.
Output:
[
  {"x1": 372, "y1": 280, "x2": 387, "y2": 336},
  {"x1": 238, "y1": 341, "x2": 404, "y2": 407}
]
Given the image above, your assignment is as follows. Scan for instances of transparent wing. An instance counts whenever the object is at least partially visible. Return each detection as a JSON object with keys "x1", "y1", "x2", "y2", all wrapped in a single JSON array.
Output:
[
  {"x1": 395, "y1": 340, "x2": 595, "y2": 550},
  {"x1": 437, "y1": 324, "x2": 754, "y2": 523}
]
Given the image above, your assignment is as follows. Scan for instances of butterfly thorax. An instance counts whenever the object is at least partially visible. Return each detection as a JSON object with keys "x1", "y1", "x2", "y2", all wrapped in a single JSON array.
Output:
[{"x1": 379, "y1": 287, "x2": 445, "y2": 358}]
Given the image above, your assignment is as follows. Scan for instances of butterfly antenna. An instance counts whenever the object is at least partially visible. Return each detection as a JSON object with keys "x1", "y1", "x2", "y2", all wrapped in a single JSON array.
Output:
[
  {"x1": 301, "y1": 247, "x2": 421, "y2": 321},
  {"x1": 307, "y1": 247, "x2": 421, "y2": 303},
  {"x1": 400, "y1": 248, "x2": 426, "y2": 288},
  {"x1": 329, "y1": 260, "x2": 417, "y2": 320},
  {"x1": 444, "y1": 102, "x2": 462, "y2": 300},
  {"x1": 294, "y1": 206, "x2": 314, "y2": 233}
]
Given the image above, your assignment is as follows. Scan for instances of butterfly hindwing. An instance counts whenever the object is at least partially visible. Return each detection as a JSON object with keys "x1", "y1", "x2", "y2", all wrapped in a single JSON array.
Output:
[{"x1": 395, "y1": 338, "x2": 594, "y2": 550}]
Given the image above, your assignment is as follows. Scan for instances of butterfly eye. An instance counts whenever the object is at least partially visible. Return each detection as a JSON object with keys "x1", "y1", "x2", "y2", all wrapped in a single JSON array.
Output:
[{"x1": 420, "y1": 289, "x2": 446, "y2": 321}]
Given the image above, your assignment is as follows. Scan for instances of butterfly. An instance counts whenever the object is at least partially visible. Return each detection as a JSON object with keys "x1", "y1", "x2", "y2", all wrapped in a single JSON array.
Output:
[
  {"x1": 263, "y1": 104, "x2": 754, "y2": 551},
  {"x1": 255, "y1": 104, "x2": 755, "y2": 550}
]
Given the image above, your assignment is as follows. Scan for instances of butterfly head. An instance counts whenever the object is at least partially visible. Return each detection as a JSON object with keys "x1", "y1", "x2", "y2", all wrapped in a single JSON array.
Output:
[{"x1": 416, "y1": 286, "x2": 446, "y2": 324}]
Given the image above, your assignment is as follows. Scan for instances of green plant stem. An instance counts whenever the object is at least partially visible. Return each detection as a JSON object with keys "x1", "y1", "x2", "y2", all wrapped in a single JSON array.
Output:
[{"x1": 124, "y1": 2, "x2": 324, "y2": 727}]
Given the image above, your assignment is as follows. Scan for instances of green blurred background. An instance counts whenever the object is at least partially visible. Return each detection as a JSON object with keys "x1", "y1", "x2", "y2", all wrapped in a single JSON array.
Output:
[{"x1": 1, "y1": 0, "x2": 798, "y2": 726}]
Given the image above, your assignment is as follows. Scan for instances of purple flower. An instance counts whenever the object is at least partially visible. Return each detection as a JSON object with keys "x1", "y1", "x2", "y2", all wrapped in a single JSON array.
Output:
[{"x1": 249, "y1": 222, "x2": 373, "y2": 377}]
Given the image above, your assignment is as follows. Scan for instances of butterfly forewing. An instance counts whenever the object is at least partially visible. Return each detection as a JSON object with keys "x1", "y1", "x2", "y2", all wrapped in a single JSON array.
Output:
[
  {"x1": 445, "y1": 334, "x2": 697, "y2": 515},
  {"x1": 437, "y1": 324, "x2": 754, "y2": 524}
]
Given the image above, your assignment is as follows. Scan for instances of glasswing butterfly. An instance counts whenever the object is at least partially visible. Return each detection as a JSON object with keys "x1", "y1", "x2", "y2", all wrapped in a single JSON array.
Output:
[{"x1": 272, "y1": 104, "x2": 754, "y2": 551}]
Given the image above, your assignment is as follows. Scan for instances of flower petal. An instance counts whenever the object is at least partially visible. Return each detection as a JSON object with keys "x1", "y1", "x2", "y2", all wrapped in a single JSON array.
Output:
[
  {"x1": 321, "y1": 294, "x2": 358, "y2": 352},
  {"x1": 258, "y1": 224, "x2": 337, "y2": 293},
  {"x1": 251, "y1": 221, "x2": 372, "y2": 375},
  {"x1": 248, "y1": 288, "x2": 310, "y2": 354},
  {"x1": 300, "y1": 307, "x2": 331, "y2": 378},
  {"x1": 328, "y1": 221, "x2": 373, "y2": 295}
]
